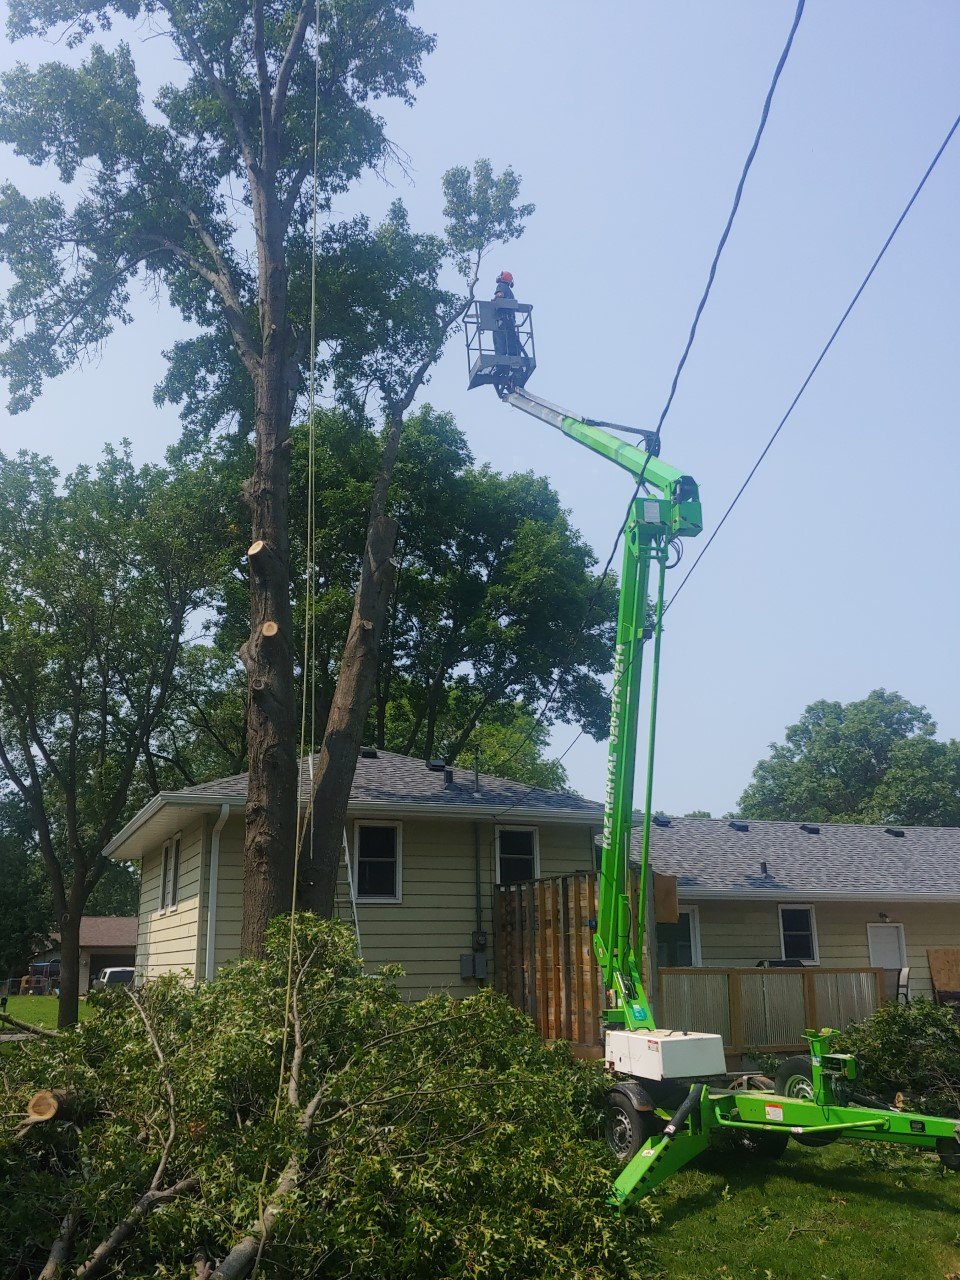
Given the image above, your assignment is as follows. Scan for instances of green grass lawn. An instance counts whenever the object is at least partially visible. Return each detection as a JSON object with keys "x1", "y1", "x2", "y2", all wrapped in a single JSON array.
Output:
[
  {"x1": 2, "y1": 994, "x2": 93, "y2": 1030},
  {"x1": 643, "y1": 1139, "x2": 960, "y2": 1280}
]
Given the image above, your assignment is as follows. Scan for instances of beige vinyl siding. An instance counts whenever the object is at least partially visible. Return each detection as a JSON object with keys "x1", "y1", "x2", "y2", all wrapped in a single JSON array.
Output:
[
  {"x1": 682, "y1": 897, "x2": 960, "y2": 997},
  {"x1": 340, "y1": 816, "x2": 597, "y2": 1000},
  {"x1": 135, "y1": 812, "x2": 597, "y2": 997},
  {"x1": 135, "y1": 819, "x2": 205, "y2": 981}
]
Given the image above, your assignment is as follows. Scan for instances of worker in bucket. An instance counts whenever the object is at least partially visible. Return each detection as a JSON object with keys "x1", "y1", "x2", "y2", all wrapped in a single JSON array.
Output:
[{"x1": 492, "y1": 270, "x2": 522, "y2": 360}]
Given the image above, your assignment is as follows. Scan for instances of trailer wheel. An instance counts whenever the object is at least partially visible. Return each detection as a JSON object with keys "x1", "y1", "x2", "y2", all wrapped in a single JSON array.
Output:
[
  {"x1": 773, "y1": 1056, "x2": 839, "y2": 1147},
  {"x1": 731, "y1": 1129, "x2": 789, "y2": 1158},
  {"x1": 936, "y1": 1138, "x2": 960, "y2": 1171},
  {"x1": 604, "y1": 1088, "x2": 659, "y2": 1163}
]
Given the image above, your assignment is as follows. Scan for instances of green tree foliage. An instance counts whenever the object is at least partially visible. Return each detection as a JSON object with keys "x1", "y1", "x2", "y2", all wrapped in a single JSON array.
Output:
[
  {"x1": 0, "y1": 446, "x2": 228, "y2": 1023},
  {"x1": 738, "y1": 689, "x2": 960, "y2": 825},
  {"x1": 837, "y1": 999, "x2": 960, "y2": 1117},
  {"x1": 453, "y1": 705, "x2": 572, "y2": 793},
  {"x1": 180, "y1": 407, "x2": 612, "y2": 787},
  {"x1": 1, "y1": 918, "x2": 651, "y2": 1278},
  {"x1": 0, "y1": 801, "x2": 51, "y2": 977},
  {"x1": 0, "y1": 0, "x2": 433, "y2": 418}
]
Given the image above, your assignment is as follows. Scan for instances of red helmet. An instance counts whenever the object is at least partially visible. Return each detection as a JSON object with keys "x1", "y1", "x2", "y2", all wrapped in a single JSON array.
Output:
[{"x1": 497, "y1": 270, "x2": 514, "y2": 285}]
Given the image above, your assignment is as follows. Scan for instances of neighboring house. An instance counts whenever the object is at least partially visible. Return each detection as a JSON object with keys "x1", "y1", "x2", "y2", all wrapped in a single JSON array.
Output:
[
  {"x1": 641, "y1": 816, "x2": 960, "y2": 997},
  {"x1": 28, "y1": 916, "x2": 137, "y2": 995},
  {"x1": 104, "y1": 750, "x2": 602, "y2": 998}
]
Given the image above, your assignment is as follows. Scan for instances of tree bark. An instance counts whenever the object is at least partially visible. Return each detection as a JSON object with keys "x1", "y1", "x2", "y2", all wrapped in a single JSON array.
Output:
[
  {"x1": 239, "y1": 194, "x2": 299, "y2": 957},
  {"x1": 56, "y1": 907, "x2": 82, "y2": 1030},
  {"x1": 299, "y1": 511, "x2": 398, "y2": 914}
]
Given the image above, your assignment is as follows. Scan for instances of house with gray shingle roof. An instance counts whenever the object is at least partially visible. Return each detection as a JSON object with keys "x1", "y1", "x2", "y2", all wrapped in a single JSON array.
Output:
[
  {"x1": 639, "y1": 816, "x2": 960, "y2": 998},
  {"x1": 105, "y1": 749, "x2": 602, "y2": 997}
]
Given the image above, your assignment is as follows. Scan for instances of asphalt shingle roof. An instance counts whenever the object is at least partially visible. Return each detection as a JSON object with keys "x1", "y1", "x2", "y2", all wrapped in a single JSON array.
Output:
[
  {"x1": 179, "y1": 748, "x2": 602, "y2": 816},
  {"x1": 634, "y1": 817, "x2": 960, "y2": 898}
]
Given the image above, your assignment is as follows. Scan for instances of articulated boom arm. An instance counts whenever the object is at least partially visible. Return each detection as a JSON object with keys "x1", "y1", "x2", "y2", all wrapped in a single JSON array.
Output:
[{"x1": 504, "y1": 387, "x2": 702, "y2": 1031}]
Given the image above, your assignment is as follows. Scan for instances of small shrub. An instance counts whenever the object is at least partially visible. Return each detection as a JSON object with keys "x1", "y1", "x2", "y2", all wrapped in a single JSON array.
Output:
[{"x1": 836, "y1": 998, "x2": 960, "y2": 1115}]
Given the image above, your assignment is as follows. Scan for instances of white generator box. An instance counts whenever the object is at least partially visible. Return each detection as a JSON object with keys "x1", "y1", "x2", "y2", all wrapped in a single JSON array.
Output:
[{"x1": 605, "y1": 1028, "x2": 726, "y2": 1081}]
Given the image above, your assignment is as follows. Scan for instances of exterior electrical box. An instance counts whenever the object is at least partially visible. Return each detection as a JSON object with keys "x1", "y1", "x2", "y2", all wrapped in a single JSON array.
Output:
[{"x1": 460, "y1": 952, "x2": 488, "y2": 981}]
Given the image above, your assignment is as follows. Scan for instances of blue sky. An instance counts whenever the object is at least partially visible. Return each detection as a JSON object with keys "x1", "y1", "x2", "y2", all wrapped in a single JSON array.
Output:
[{"x1": 2, "y1": 2, "x2": 960, "y2": 815}]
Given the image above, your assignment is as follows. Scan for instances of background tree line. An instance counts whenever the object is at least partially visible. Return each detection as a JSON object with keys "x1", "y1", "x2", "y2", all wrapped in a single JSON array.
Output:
[{"x1": 0, "y1": 410, "x2": 615, "y2": 991}]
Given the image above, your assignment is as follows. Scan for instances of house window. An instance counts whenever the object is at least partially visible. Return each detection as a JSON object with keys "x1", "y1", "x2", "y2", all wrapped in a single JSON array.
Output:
[
  {"x1": 160, "y1": 834, "x2": 181, "y2": 910},
  {"x1": 657, "y1": 907, "x2": 701, "y2": 968},
  {"x1": 496, "y1": 827, "x2": 539, "y2": 886},
  {"x1": 779, "y1": 904, "x2": 819, "y2": 964},
  {"x1": 353, "y1": 823, "x2": 401, "y2": 901}
]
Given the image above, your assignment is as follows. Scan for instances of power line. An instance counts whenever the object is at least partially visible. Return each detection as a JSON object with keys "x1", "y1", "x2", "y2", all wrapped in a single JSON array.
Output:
[
  {"x1": 665, "y1": 105, "x2": 960, "y2": 614},
  {"x1": 483, "y1": 2, "x2": 804, "y2": 787}
]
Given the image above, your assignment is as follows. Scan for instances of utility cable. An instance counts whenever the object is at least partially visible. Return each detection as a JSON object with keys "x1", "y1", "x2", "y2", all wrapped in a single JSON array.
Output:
[
  {"x1": 482, "y1": 2, "x2": 804, "y2": 783},
  {"x1": 665, "y1": 104, "x2": 960, "y2": 614},
  {"x1": 275, "y1": 0, "x2": 322, "y2": 1125}
]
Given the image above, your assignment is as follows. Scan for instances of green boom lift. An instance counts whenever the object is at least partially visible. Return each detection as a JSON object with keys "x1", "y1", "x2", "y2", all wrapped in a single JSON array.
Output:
[{"x1": 465, "y1": 291, "x2": 960, "y2": 1207}]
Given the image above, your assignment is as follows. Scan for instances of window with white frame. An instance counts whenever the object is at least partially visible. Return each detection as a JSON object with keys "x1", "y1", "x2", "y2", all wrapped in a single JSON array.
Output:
[
  {"x1": 160, "y1": 834, "x2": 181, "y2": 910},
  {"x1": 657, "y1": 907, "x2": 701, "y2": 968},
  {"x1": 496, "y1": 827, "x2": 539, "y2": 886},
  {"x1": 353, "y1": 823, "x2": 401, "y2": 901},
  {"x1": 779, "y1": 904, "x2": 819, "y2": 963}
]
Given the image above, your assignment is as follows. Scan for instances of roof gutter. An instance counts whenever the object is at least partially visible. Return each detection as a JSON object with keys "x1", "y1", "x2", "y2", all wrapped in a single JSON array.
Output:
[
  {"x1": 204, "y1": 803, "x2": 231, "y2": 981},
  {"x1": 677, "y1": 888, "x2": 960, "y2": 903}
]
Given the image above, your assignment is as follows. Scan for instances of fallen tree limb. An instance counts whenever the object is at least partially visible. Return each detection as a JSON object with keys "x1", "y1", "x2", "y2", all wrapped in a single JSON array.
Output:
[
  {"x1": 210, "y1": 1157, "x2": 300, "y2": 1280},
  {"x1": 0, "y1": 1012, "x2": 59, "y2": 1039},
  {"x1": 37, "y1": 1211, "x2": 76, "y2": 1280},
  {"x1": 28, "y1": 1089, "x2": 76, "y2": 1123},
  {"x1": 76, "y1": 1175, "x2": 200, "y2": 1279}
]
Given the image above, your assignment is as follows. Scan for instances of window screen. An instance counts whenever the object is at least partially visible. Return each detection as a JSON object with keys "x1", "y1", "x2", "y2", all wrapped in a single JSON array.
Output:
[
  {"x1": 498, "y1": 829, "x2": 536, "y2": 886},
  {"x1": 161, "y1": 836, "x2": 180, "y2": 909},
  {"x1": 356, "y1": 825, "x2": 399, "y2": 899},
  {"x1": 657, "y1": 911, "x2": 694, "y2": 967},
  {"x1": 780, "y1": 906, "x2": 816, "y2": 961}
]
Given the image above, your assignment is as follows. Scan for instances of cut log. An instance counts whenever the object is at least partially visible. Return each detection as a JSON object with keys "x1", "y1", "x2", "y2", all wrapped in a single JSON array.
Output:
[
  {"x1": 260, "y1": 621, "x2": 279, "y2": 638},
  {"x1": 27, "y1": 1089, "x2": 75, "y2": 1123},
  {"x1": 246, "y1": 539, "x2": 266, "y2": 558}
]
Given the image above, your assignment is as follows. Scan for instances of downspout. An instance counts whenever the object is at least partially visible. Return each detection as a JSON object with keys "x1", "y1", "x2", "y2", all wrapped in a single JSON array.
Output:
[{"x1": 205, "y1": 803, "x2": 231, "y2": 981}]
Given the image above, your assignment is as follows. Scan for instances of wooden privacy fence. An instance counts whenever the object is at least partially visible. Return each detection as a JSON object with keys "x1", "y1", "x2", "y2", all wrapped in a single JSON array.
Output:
[
  {"x1": 493, "y1": 872, "x2": 622, "y2": 1056},
  {"x1": 658, "y1": 966, "x2": 885, "y2": 1056},
  {"x1": 493, "y1": 870, "x2": 888, "y2": 1059}
]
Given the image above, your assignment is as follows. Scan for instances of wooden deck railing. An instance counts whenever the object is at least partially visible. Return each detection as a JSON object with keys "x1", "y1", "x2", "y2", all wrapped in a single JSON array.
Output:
[{"x1": 658, "y1": 966, "x2": 885, "y2": 1055}]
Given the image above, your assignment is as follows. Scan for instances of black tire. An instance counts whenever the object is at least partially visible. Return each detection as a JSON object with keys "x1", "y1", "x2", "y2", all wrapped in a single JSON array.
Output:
[
  {"x1": 937, "y1": 1138, "x2": 960, "y2": 1171},
  {"x1": 604, "y1": 1088, "x2": 660, "y2": 1163},
  {"x1": 773, "y1": 1055, "x2": 838, "y2": 1147},
  {"x1": 730, "y1": 1128, "x2": 790, "y2": 1158}
]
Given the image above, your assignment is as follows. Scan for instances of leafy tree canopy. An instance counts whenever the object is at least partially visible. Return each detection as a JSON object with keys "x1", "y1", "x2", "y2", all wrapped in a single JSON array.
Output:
[
  {"x1": 165, "y1": 407, "x2": 614, "y2": 789},
  {"x1": 738, "y1": 689, "x2": 960, "y2": 825},
  {"x1": 0, "y1": 443, "x2": 229, "y2": 1021}
]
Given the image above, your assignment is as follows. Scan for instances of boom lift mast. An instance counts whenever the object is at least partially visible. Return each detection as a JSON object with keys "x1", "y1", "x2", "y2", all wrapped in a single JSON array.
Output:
[{"x1": 466, "y1": 293, "x2": 960, "y2": 1209}]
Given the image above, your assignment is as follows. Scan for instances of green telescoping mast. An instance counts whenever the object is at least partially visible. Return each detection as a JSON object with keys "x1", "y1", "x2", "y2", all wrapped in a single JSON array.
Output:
[{"x1": 466, "y1": 290, "x2": 960, "y2": 1209}]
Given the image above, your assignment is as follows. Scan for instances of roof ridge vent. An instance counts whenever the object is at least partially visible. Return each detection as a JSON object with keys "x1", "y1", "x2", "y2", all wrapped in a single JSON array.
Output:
[
  {"x1": 728, "y1": 820, "x2": 749, "y2": 833},
  {"x1": 359, "y1": 746, "x2": 378, "y2": 759},
  {"x1": 885, "y1": 826, "x2": 905, "y2": 837},
  {"x1": 426, "y1": 759, "x2": 445, "y2": 772},
  {"x1": 652, "y1": 815, "x2": 671, "y2": 828},
  {"x1": 799, "y1": 822, "x2": 820, "y2": 834}
]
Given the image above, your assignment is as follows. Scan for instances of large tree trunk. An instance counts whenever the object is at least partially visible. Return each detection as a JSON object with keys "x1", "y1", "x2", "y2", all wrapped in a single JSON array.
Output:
[
  {"x1": 57, "y1": 906, "x2": 82, "y2": 1030},
  {"x1": 240, "y1": 194, "x2": 299, "y2": 953},
  {"x1": 299, "y1": 512, "x2": 398, "y2": 914},
  {"x1": 299, "y1": 416, "x2": 405, "y2": 915}
]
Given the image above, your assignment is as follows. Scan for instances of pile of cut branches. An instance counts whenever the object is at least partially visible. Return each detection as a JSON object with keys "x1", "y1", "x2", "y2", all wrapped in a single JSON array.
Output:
[{"x1": 2, "y1": 917, "x2": 650, "y2": 1278}]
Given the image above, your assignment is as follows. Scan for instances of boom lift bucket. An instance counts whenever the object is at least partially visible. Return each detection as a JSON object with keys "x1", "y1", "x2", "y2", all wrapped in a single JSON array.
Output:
[{"x1": 464, "y1": 298, "x2": 536, "y2": 392}]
